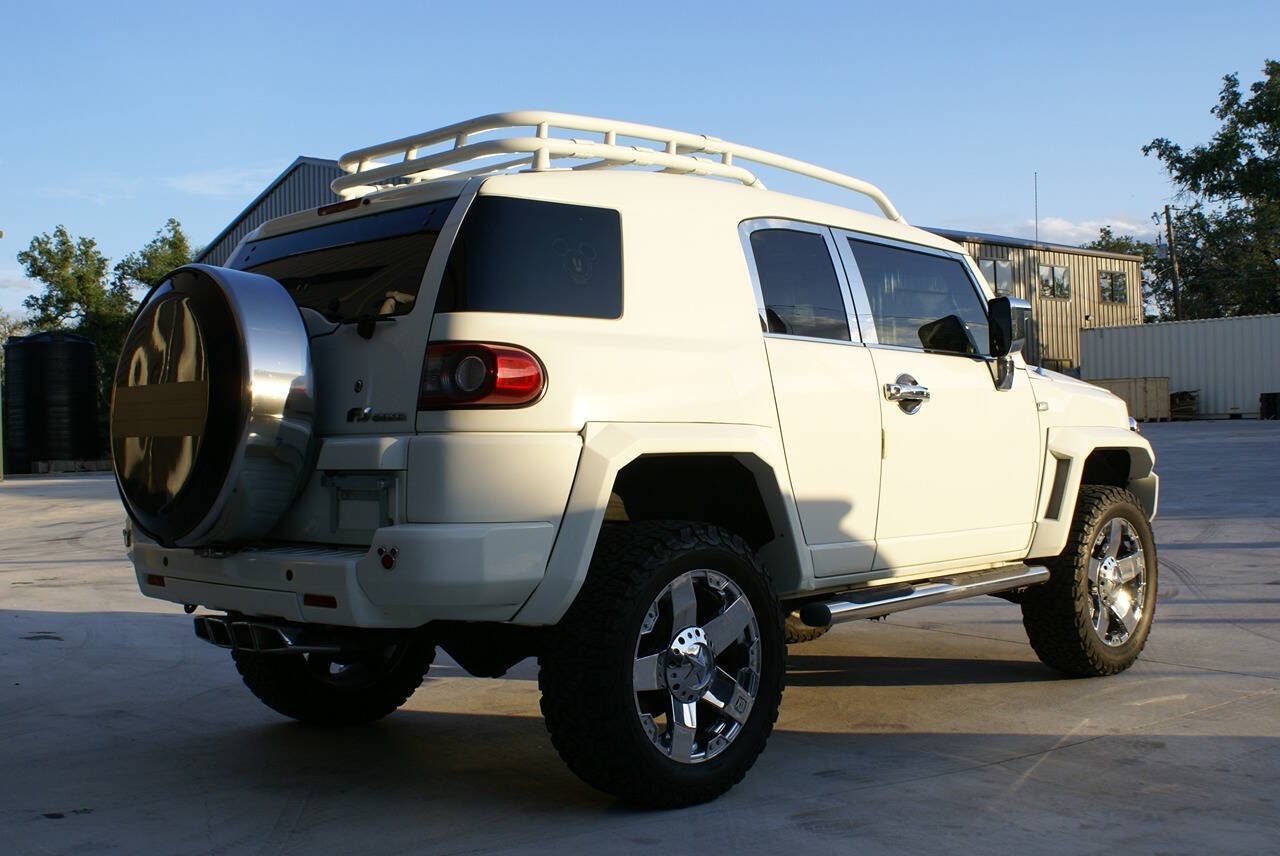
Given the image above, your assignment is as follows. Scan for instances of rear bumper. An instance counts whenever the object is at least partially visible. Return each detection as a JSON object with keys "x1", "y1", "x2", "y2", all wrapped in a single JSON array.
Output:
[{"x1": 129, "y1": 521, "x2": 556, "y2": 628}]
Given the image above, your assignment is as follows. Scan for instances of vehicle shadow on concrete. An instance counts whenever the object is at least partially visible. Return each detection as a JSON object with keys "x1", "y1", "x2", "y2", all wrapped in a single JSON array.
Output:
[
  {"x1": 5, "y1": 606, "x2": 1280, "y2": 854},
  {"x1": 784, "y1": 653, "x2": 1052, "y2": 686}
]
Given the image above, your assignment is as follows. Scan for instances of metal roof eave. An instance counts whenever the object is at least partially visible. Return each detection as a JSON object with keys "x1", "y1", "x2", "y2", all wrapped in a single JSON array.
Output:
[
  {"x1": 924, "y1": 227, "x2": 1145, "y2": 263},
  {"x1": 193, "y1": 156, "x2": 339, "y2": 263}
]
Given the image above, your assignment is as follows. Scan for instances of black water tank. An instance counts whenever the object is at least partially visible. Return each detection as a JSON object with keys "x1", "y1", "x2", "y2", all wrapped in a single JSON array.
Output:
[{"x1": 2, "y1": 331, "x2": 100, "y2": 474}]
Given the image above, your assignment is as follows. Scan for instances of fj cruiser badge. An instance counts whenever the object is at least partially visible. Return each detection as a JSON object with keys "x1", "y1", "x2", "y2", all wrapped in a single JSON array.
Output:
[{"x1": 346, "y1": 407, "x2": 406, "y2": 423}]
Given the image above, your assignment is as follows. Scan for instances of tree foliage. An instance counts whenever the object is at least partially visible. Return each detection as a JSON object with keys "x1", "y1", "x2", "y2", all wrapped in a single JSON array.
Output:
[{"x1": 1142, "y1": 60, "x2": 1280, "y2": 319}]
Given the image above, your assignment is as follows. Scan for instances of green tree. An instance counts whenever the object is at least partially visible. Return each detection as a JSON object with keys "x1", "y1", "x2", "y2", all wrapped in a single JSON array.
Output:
[
  {"x1": 114, "y1": 218, "x2": 195, "y2": 292},
  {"x1": 1143, "y1": 60, "x2": 1280, "y2": 319},
  {"x1": 1084, "y1": 226, "x2": 1152, "y2": 260},
  {"x1": 17, "y1": 226, "x2": 114, "y2": 330}
]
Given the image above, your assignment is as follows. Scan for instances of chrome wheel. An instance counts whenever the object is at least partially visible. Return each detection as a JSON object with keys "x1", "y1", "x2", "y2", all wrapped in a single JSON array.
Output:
[
  {"x1": 632, "y1": 569, "x2": 762, "y2": 764},
  {"x1": 1088, "y1": 517, "x2": 1147, "y2": 646}
]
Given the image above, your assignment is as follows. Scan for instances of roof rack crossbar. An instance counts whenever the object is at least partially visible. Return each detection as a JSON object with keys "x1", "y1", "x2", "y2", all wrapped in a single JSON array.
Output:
[{"x1": 332, "y1": 110, "x2": 905, "y2": 222}]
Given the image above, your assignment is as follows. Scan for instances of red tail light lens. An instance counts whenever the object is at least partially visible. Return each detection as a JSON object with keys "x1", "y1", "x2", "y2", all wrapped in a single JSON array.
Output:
[{"x1": 418, "y1": 342, "x2": 545, "y2": 409}]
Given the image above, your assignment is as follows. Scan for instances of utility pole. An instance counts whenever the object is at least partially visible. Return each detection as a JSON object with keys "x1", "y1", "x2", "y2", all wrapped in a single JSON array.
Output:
[
  {"x1": 1163, "y1": 205, "x2": 1182, "y2": 320},
  {"x1": 1034, "y1": 172, "x2": 1039, "y2": 246}
]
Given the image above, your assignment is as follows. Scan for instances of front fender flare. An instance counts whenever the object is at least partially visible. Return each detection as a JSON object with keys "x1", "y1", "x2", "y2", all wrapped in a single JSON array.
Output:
[{"x1": 1027, "y1": 426, "x2": 1157, "y2": 559}]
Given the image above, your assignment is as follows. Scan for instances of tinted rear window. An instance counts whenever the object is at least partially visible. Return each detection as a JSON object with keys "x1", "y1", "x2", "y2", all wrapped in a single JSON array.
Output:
[
  {"x1": 228, "y1": 199, "x2": 455, "y2": 320},
  {"x1": 749, "y1": 229, "x2": 850, "y2": 341},
  {"x1": 436, "y1": 196, "x2": 622, "y2": 319}
]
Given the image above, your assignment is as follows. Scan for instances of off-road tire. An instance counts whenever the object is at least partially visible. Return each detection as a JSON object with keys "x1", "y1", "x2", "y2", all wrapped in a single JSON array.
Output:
[
  {"x1": 233, "y1": 635, "x2": 435, "y2": 726},
  {"x1": 539, "y1": 521, "x2": 785, "y2": 808},
  {"x1": 1021, "y1": 485, "x2": 1157, "y2": 677},
  {"x1": 784, "y1": 611, "x2": 830, "y2": 644}
]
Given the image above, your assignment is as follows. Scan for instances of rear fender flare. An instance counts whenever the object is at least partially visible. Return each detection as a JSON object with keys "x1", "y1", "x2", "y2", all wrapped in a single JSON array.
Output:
[{"x1": 511, "y1": 421, "x2": 809, "y2": 625}]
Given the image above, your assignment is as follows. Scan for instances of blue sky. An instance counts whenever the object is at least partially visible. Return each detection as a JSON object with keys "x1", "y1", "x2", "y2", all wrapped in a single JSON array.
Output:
[{"x1": 1, "y1": 0, "x2": 1276, "y2": 315}]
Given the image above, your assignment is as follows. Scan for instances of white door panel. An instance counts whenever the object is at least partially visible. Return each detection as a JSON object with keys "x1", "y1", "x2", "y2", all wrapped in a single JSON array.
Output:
[
  {"x1": 765, "y1": 337, "x2": 881, "y2": 576},
  {"x1": 870, "y1": 350, "x2": 1040, "y2": 570}
]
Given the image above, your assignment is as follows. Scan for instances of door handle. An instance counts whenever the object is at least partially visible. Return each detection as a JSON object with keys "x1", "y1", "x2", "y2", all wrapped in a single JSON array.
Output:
[
  {"x1": 884, "y1": 373, "x2": 930, "y2": 414},
  {"x1": 884, "y1": 381, "x2": 930, "y2": 403}
]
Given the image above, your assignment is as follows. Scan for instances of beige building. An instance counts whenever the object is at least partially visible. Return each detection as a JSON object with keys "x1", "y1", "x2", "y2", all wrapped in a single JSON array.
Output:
[{"x1": 928, "y1": 229, "x2": 1144, "y2": 371}]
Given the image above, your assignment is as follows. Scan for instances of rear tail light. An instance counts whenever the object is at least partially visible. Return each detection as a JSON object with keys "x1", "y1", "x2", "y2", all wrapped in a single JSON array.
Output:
[{"x1": 418, "y1": 342, "x2": 545, "y2": 409}]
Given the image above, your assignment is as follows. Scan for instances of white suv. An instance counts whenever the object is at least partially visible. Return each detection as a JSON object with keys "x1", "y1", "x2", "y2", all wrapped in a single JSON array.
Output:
[{"x1": 112, "y1": 112, "x2": 1159, "y2": 807}]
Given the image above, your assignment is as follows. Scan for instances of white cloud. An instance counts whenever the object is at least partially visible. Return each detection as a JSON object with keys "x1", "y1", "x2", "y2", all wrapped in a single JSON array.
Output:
[
  {"x1": 1029, "y1": 216, "x2": 1157, "y2": 246},
  {"x1": 164, "y1": 166, "x2": 280, "y2": 198},
  {"x1": 935, "y1": 214, "x2": 1159, "y2": 246}
]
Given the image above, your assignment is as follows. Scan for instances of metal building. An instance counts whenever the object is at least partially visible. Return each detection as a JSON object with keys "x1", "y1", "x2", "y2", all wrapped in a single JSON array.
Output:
[
  {"x1": 191, "y1": 160, "x2": 1144, "y2": 372},
  {"x1": 927, "y1": 229, "x2": 1144, "y2": 371},
  {"x1": 1081, "y1": 314, "x2": 1280, "y2": 418},
  {"x1": 195, "y1": 157, "x2": 343, "y2": 266}
]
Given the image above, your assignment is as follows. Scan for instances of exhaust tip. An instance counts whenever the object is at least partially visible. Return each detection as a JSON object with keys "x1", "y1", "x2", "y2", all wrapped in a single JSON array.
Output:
[{"x1": 798, "y1": 603, "x2": 832, "y2": 628}]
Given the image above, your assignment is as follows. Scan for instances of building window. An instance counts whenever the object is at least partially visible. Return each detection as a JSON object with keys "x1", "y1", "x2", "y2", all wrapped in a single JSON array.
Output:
[
  {"x1": 978, "y1": 258, "x2": 1012, "y2": 295},
  {"x1": 1038, "y1": 264, "x2": 1070, "y2": 299},
  {"x1": 1099, "y1": 270, "x2": 1128, "y2": 303}
]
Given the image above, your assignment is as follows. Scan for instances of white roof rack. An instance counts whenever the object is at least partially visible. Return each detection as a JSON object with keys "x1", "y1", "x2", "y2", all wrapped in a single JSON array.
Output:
[{"x1": 332, "y1": 110, "x2": 906, "y2": 222}]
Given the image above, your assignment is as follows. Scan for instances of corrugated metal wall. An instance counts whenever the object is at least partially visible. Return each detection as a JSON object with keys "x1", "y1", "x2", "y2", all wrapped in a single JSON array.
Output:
[
  {"x1": 1080, "y1": 314, "x2": 1280, "y2": 417},
  {"x1": 956, "y1": 239, "x2": 1143, "y2": 370},
  {"x1": 197, "y1": 160, "x2": 343, "y2": 266}
]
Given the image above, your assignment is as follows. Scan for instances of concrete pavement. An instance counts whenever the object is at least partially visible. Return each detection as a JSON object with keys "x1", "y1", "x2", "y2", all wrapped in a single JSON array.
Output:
[{"x1": 2, "y1": 421, "x2": 1277, "y2": 854}]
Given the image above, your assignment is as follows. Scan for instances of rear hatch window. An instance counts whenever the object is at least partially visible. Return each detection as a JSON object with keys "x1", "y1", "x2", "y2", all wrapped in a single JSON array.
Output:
[
  {"x1": 227, "y1": 198, "x2": 456, "y2": 320},
  {"x1": 436, "y1": 196, "x2": 622, "y2": 319}
]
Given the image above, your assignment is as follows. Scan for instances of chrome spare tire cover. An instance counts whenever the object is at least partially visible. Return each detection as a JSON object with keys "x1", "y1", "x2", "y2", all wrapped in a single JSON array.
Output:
[{"x1": 110, "y1": 264, "x2": 314, "y2": 547}]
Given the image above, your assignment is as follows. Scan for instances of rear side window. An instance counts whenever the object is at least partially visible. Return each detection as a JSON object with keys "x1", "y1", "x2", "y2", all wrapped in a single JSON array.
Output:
[
  {"x1": 847, "y1": 238, "x2": 990, "y2": 356},
  {"x1": 230, "y1": 199, "x2": 455, "y2": 320},
  {"x1": 749, "y1": 229, "x2": 850, "y2": 341},
  {"x1": 436, "y1": 197, "x2": 622, "y2": 319}
]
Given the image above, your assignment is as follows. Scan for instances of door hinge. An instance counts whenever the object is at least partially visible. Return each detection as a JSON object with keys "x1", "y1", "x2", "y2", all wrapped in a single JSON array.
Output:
[{"x1": 881, "y1": 428, "x2": 886, "y2": 459}]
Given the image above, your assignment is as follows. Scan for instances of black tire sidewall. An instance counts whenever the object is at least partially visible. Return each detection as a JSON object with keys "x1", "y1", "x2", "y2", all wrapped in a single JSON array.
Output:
[
  {"x1": 613, "y1": 541, "x2": 785, "y2": 787},
  {"x1": 1077, "y1": 497, "x2": 1158, "y2": 668}
]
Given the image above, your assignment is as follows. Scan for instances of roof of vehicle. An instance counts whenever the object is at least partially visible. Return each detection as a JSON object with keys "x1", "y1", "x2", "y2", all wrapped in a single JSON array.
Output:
[{"x1": 250, "y1": 168, "x2": 962, "y2": 258}]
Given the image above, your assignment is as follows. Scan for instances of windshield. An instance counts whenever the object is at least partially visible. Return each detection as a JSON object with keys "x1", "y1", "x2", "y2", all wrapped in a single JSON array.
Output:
[{"x1": 227, "y1": 198, "x2": 457, "y2": 320}]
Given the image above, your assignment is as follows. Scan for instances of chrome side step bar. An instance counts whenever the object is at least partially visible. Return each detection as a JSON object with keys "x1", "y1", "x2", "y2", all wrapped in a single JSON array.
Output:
[
  {"x1": 193, "y1": 616, "x2": 343, "y2": 655},
  {"x1": 799, "y1": 563, "x2": 1050, "y2": 628}
]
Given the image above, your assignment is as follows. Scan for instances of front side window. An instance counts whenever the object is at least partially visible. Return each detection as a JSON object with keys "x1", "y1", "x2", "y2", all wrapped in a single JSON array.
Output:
[
  {"x1": 748, "y1": 229, "x2": 850, "y2": 341},
  {"x1": 1038, "y1": 264, "x2": 1070, "y2": 299},
  {"x1": 978, "y1": 258, "x2": 1013, "y2": 295},
  {"x1": 1099, "y1": 270, "x2": 1128, "y2": 303},
  {"x1": 848, "y1": 239, "x2": 990, "y2": 357},
  {"x1": 437, "y1": 196, "x2": 622, "y2": 319}
]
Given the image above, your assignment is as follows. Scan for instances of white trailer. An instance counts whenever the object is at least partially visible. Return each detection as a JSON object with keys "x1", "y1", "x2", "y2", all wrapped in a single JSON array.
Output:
[{"x1": 1081, "y1": 314, "x2": 1280, "y2": 418}]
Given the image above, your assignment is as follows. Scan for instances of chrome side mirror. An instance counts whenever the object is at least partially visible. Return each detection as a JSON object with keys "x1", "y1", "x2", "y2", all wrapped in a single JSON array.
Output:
[{"x1": 989, "y1": 296, "x2": 1031, "y2": 358}]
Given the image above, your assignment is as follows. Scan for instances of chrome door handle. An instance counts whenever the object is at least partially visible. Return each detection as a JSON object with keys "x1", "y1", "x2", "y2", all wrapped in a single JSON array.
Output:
[
  {"x1": 884, "y1": 382, "x2": 930, "y2": 402},
  {"x1": 884, "y1": 373, "x2": 929, "y2": 414}
]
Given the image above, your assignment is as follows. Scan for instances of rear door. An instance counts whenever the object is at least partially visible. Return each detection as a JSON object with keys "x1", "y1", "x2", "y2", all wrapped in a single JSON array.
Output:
[
  {"x1": 742, "y1": 220, "x2": 882, "y2": 577},
  {"x1": 833, "y1": 232, "x2": 1041, "y2": 572}
]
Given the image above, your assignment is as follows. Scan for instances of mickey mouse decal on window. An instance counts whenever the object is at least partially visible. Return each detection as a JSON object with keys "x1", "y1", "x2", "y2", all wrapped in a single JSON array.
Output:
[{"x1": 553, "y1": 238, "x2": 597, "y2": 285}]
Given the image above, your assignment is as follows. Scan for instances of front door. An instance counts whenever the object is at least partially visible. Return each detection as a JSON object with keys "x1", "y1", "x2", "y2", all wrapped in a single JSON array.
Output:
[{"x1": 834, "y1": 232, "x2": 1041, "y2": 573}]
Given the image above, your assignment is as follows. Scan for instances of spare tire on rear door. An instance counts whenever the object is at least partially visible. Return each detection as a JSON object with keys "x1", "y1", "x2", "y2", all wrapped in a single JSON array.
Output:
[{"x1": 110, "y1": 264, "x2": 315, "y2": 548}]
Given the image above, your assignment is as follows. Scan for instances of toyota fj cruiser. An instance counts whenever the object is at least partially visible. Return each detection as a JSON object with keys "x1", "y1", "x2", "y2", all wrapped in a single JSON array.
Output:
[{"x1": 112, "y1": 111, "x2": 1159, "y2": 807}]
